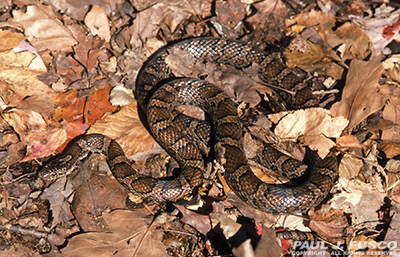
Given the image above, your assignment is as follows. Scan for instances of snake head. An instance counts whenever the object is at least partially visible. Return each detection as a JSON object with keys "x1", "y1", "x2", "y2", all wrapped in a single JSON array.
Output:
[{"x1": 38, "y1": 154, "x2": 73, "y2": 181}]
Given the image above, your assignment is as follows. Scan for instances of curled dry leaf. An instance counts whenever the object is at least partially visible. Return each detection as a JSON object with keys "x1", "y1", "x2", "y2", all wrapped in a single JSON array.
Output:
[
  {"x1": 88, "y1": 101, "x2": 155, "y2": 157},
  {"x1": 12, "y1": 5, "x2": 77, "y2": 52},
  {"x1": 330, "y1": 53, "x2": 387, "y2": 130},
  {"x1": 0, "y1": 50, "x2": 55, "y2": 107},
  {"x1": 129, "y1": 3, "x2": 187, "y2": 48},
  {"x1": 271, "y1": 108, "x2": 348, "y2": 158}
]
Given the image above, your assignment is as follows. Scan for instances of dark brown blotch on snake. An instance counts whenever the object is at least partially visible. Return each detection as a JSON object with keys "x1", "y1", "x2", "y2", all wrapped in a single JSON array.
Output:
[{"x1": 39, "y1": 37, "x2": 337, "y2": 214}]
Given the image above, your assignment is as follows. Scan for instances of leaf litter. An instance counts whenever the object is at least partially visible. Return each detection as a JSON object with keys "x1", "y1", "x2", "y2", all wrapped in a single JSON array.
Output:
[{"x1": 0, "y1": 0, "x2": 400, "y2": 256}]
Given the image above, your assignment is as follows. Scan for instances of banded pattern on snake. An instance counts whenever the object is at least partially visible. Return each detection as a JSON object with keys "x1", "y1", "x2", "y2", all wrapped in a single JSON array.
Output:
[{"x1": 39, "y1": 37, "x2": 337, "y2": 214}]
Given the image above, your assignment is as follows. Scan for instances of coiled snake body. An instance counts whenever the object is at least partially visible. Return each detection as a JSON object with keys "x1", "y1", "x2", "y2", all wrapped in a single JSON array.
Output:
[{"x1": 39, "y1": 37, "x2": 337, "y2": 214}]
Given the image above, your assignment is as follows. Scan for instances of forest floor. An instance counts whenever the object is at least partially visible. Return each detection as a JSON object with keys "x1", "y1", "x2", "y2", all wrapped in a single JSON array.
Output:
[{"x1": 0, "y1": 0, "x2": 400, "y2": 256}]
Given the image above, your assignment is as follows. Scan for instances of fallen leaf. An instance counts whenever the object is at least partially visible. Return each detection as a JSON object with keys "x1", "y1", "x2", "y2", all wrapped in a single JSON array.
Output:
[
  {"x1": 88, "y1": 101, "x2": 155, "y2": 157},
  {"x1": 61, "y1": 209, "x2": 167, "y2": 257},
  {"x1": 132, "y1": 0, "x2": 212, "y2": 17},
  {"x1": 84, "y1": 5, "x2": 111, "y2": 43},
  {"x1": 330, "y1": 53, "x2": 386, "y2": 130},
  {"x1": 338, "y1": 154, "x2": 364, "y2": 179},
  {"x1": 329, "y1": 176, "x2": 385, "y2": 228},
  {"x1": 326, "y1": 22, "x2": 373, "y2": 60},
  {"x1": 308, "y1": 208, "x2": 348, "y2": 244},
  {"x1": 2, "y1": 109, "x2": 67, "y2": 161},
  {"x1": 174, "y1": 204, "x2": 211, "y2": 235},
  {"x1": 71, "y1": 157, "x2": 128, "y2": 232},
  {"x1": 40, "y1": 177, "x2": 75, "y2": 228},
  {"x1": 12, "y1": 5, "x2": 77, "y2": 52},
  {"x1": 336, "y1": 134, "x2": 362, "y2": 148},
  {"x1": 271, "y1": 108, "x2": 348, "y2": 157},
  {"x1": 0, "y1": 30, "x2": 25, "y2": 51},
  {"x1": 285, "y1": 41, "x2": 344, "y2": 80}
]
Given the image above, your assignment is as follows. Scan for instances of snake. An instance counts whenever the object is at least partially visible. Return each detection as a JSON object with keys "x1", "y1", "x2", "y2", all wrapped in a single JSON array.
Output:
[{"x1": 39, "y1": 37, "x2": 338, "y2": 214}]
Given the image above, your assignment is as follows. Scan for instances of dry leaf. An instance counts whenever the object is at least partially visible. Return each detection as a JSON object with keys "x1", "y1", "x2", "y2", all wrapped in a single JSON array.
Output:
[
  {"x1": 174, "y1": 204, "x2": 211, "y2": 235},
  {"x1": 338, "y1": 154, "x2": 364, "y2": 179},
  {"x1": 271, "y1": 108, "x2": 348, "y2": 157},
  {"x1": 308, "y1": 208, "x2": 348, "y2": 244},
  {"x1": 131, "y1": 0, "x2": 212, "y2": 17},
  {"x1": 330, "y1": 53, "x2": 386, "y2": 130},
  {"x1": 84, "y1": 5, "x2": 111, "y2": 43},
  {"x1": 2, "y1": 109, "x2": 67, "y2": 161},
  {"x1": 88, "y1": 101, "x2": 155, "y2": 157},
  {"x1": 0, "y1": 30, "x2": 25, "y2": 51},
  {"x1": 285, "y1": 42, "x2": 344, "y2": 80},
  {"x1": 13, "y1": 5, "x2": 77, "y2": 52},
  {"x1": 330, "y1": 176, "x2": 385, "y2": 227},
  {"x1": 71, "y1": 157, "x2": 128, "y2": 232},
  {"x1": 336, "y1": 134, "x2": 362, "y2": 148},
  {"x1": 326, "y1": 22, "x2": 373, "y2": 60},
  {"x1": 41, "y1": 177, "x2": 75, "y2": 228},
  {"x1": 61, "y1": 209, "x2": 167, "y2": 257}
]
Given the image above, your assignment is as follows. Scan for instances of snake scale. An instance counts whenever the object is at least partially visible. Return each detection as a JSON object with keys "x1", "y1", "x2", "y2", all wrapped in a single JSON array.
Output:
[{"x1": 39, "y1": 37, "x2": 337, "y2": 214}]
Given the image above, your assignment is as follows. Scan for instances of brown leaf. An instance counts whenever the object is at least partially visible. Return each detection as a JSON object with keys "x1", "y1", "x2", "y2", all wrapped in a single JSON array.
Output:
[
  {"x1": 174, "y1": 204, "x2": 211, "y2": 235},
  {"x1": 338, "y1": 154, "x2": 364, "y2": 180},
  {"x1": 88, "y1": 101, "x2": 155, "y2": 157},
  {"x1": 12, "y1": 5, "x2": 77, "y2": 52},
  {"x1": 61, "y1": 209, "x2": 167, "y2": 257},
  {"x1": 271, "y1": 108, "x2": 348, "y2": 158},
  {"x1": 326, "y1": 22, "x2": 373, "y2": 60},
  {"x1": 132, "y1": 0, "x2": 212, "y2": 17},
  {"x1": 308, "y1": 208, "x2": 348, "y2": 244},
  {"x1": 336, "y1": 134, "x2": 362, "y2": 148},
  {"x1": 329, "y1": 177, "x2": 385, "y2": 228},
  {"x1": 380, "y1": 84, "x2": 400, "y2": 144},
  {"x1": 330, "y1": 53, "x2": 386, "y2": 130},
  {"x1": 285, "y1": 42, "x2": 344, "y2": 80},
  {"x1": 0, "y1": 30, "x2": 25, "y2": 51},
  {"x1": 41, "y1": 177, "x2": 75, "y2": 228},
  {"x1": 71, "y1": 157, "x2": 129, "y2": 232},
  {"x1": 0, "y1": 49, "x2": 56, "y2": 111},
  {"x1": 210, "y1": 0, "x2": 246, "y2": 38},
  {"x1": 2, "y1": 109, "x2": 68, "y2": 161},
  {"x1": 84, "y1": 5, "x2": 110, "y2": 43}
]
